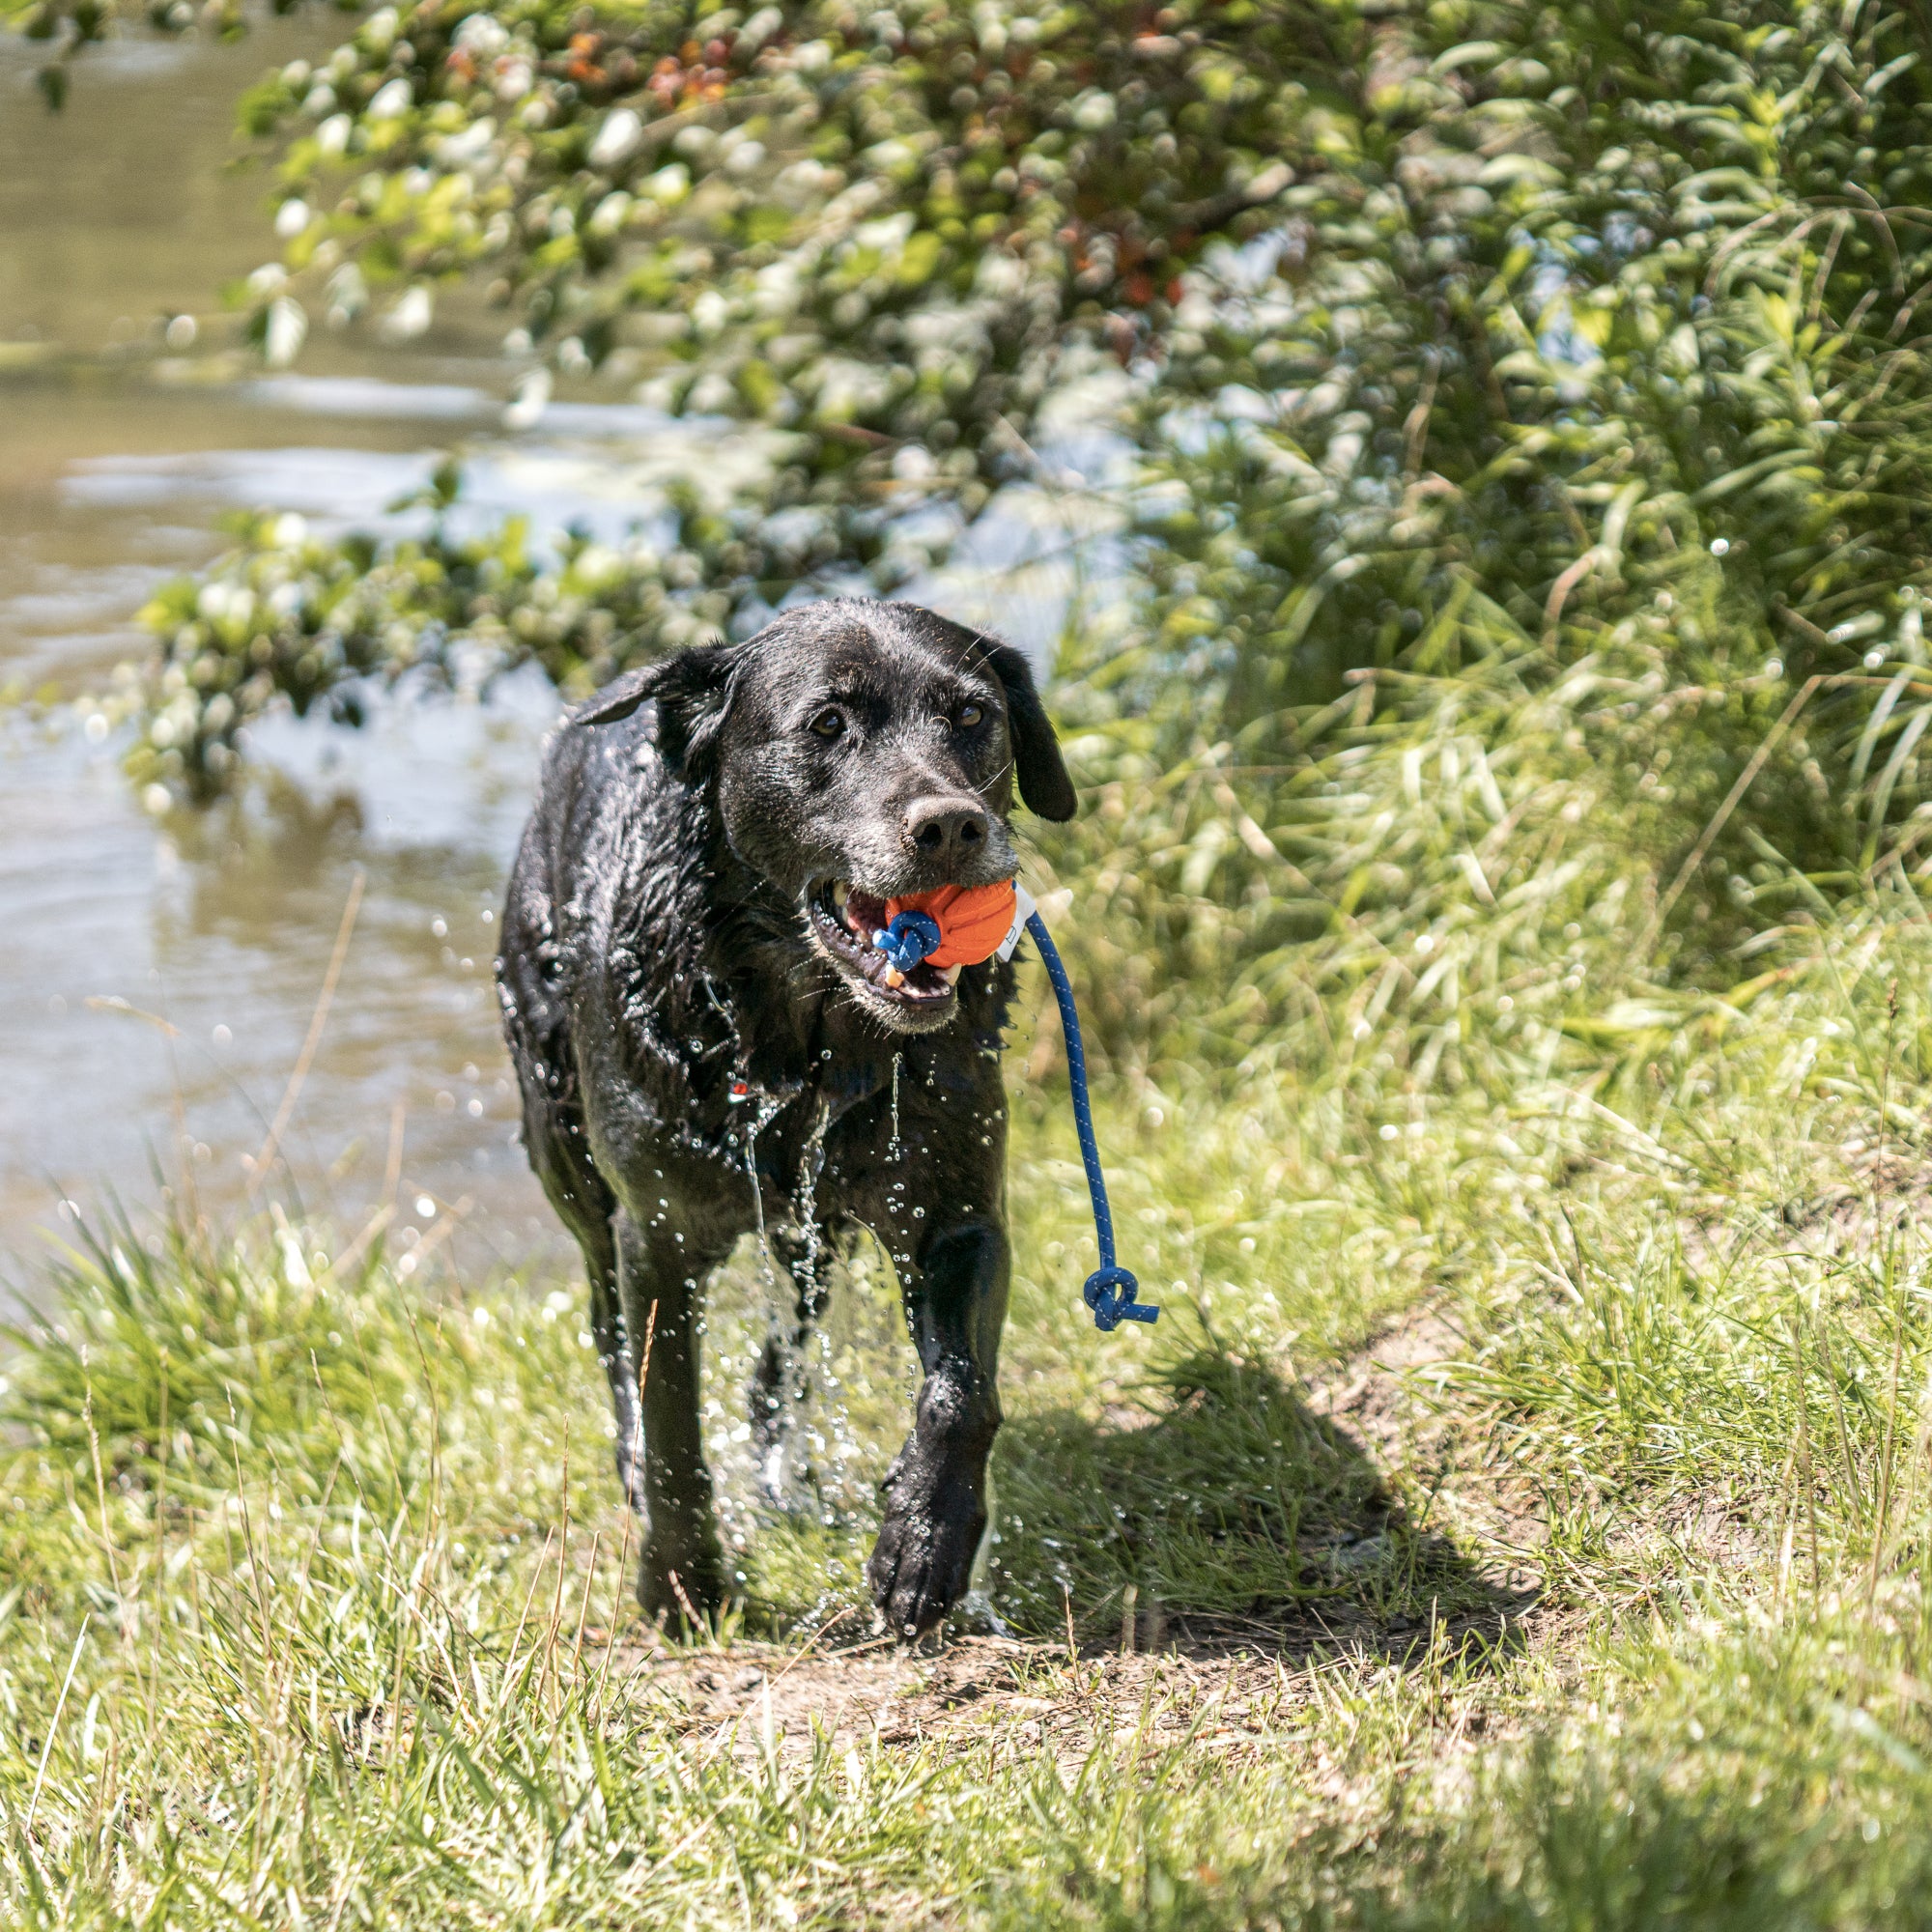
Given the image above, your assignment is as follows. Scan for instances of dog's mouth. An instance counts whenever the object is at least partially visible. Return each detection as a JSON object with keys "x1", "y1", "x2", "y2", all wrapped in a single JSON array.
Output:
[{"x1": 804, "y1": 879, "x2": 959, "y2": 1013}]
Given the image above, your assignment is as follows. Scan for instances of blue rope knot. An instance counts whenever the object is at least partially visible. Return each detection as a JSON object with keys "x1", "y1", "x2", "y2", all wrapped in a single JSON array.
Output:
[
  {"x1": 1084, "y1": 1264, "x2": 1155, "y2": 1331},
  {"x1": 873, "y1": 909, "x2": 942, "y2": 972}
]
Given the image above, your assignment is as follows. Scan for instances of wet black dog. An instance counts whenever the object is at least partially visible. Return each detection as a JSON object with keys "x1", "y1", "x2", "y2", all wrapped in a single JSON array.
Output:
[{"x1": 497, "y1": 599, "x2": 1074, "y2": 1635}]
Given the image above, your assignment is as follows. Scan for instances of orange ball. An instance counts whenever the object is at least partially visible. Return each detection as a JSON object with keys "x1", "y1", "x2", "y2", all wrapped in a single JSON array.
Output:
[{"x1": 885, "y1": 880, "x2": 1018, "y2": 969}]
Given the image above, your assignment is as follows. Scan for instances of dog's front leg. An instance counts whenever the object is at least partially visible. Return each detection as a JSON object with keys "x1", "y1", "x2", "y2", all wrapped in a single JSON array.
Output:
[
  {"x1": 613, "y1": 1209, "x2": 731, "y2": 1627},
  {"x1": 867, "y1": 1217, "x2": 1009, "y2": 1638}
]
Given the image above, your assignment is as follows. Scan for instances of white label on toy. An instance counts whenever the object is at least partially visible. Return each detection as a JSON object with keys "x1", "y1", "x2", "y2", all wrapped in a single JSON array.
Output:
[{"x1": 995, "y1": 884, "x2": 1037, "y2": 962}]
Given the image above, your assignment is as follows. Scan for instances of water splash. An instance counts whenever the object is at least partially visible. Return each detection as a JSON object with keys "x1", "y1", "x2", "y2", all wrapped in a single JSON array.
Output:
[
  {"x1": 888, "y1": 1051, "x2": 903, "y2": 1163},
  {"x1": 791, "y1": 1095, "x2": 833, "y2": 1301},
  {"x1": 753, "y1": 1097, "x2": 833, "y2": 1507},
  {"x1": 737, "y1": 1087, "x2": 787, "y2": 1293},
  {"x1": 953, "y1": 1462, "x2": 1011, "y2": 1634}
]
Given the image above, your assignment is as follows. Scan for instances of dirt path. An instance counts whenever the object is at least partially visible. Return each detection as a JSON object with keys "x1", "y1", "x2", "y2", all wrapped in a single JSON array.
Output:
[
  {"x1": 611, "y1": 1632, "x2": 1314, "y2": 1772},
  {"x1": 606, "y1": 1302, "x2": 1551, "y2": 1767}
]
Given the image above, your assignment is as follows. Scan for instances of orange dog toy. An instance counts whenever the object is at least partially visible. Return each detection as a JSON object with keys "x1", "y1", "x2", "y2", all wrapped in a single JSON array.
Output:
[{"x1": 882, "y1": 880, "x2": 1019, "y2": 969}]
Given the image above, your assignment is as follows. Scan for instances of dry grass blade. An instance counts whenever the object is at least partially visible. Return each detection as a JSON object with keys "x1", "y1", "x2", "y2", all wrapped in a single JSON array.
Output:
[{"x1": 247, "y1": 868, "x2": 364, "y2": 1197}]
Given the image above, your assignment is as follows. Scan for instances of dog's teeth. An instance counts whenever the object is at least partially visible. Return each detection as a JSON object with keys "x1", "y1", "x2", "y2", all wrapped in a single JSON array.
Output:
[
  {"x1": 884, "y1": 967, "x2": 906, "y2": 988},
  {"x1": 832, "y1": 881, "x2": 849, "y2": 908},
  {"x1": 941, "y1": 965, "x2": 962, "y2": 986}
]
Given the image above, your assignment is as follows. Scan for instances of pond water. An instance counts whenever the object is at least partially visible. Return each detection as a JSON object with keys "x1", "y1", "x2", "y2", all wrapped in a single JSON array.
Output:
[
  {"x1": 0, "y1": 20, "x2": 569, "y2": 1287},
  {"x1": 0, "y1": 23, "x2": 1084, "y2": 1297}
]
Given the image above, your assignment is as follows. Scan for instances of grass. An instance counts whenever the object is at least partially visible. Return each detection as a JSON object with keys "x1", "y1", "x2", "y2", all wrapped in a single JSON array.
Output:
[
  {"x1": 19, "y1": 0, "x2": 1932, "y2": 1914},
  {"x1": 6, "y1": 905, "x2": 1932, "y2": 1924}
]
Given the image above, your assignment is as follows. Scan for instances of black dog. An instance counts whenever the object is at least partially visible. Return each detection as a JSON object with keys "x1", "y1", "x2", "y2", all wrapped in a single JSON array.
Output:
[{"x1": 497, "y1": 599, "x2": 1075, "y2": 1636}]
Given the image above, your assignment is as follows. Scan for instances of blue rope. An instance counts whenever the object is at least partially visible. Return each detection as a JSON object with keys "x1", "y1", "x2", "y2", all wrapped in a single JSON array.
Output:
[
  {"x1": 1024, "y1": 913, "x2": 1157, "y2": 1330},
  {"x1": 874, "y1": 903, "x2": 1155, "y2": 1332}
]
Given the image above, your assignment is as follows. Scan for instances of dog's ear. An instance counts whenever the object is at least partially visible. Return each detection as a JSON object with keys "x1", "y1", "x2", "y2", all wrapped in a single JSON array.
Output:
[
  {"x1": 574, "y1": 643, "x2": 742, "y2": 780},
  {"x1": 978, "y1": 638, "x2": 1077, "y2": 821}
]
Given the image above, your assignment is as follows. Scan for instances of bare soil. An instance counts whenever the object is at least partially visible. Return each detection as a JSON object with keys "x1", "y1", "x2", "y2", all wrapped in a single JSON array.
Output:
[{"x1": 605, "y1": 1301, "x2": 1553, "y2": 1767}]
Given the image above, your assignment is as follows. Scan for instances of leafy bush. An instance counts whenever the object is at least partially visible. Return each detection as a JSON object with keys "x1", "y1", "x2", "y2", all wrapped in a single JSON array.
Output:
[{"x1": 20, "y1": 0, "x2": 1932, "y2": 1081}]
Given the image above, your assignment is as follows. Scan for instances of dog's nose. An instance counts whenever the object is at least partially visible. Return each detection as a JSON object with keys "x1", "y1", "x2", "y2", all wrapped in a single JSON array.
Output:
[{"x1": 905, "y1": 796, "x2": 989, "y2": 867}]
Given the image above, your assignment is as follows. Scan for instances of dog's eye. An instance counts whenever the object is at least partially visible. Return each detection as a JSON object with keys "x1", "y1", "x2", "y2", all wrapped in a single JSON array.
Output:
[
  {"x1": 810, "y1": 707, "x2": 845, "y2": 740},
  {"x1": 955, "y1": 703, "x2": 983, "y2": 728}
]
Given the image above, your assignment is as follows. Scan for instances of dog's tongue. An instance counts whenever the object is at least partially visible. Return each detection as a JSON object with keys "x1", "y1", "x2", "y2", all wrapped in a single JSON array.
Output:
[{"x1": 883, "y1": 881, "x2": 1017, "y2": 969}]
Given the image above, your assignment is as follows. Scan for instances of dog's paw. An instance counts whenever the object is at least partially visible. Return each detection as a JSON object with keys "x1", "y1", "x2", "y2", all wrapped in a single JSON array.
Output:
[
  {"x1": 637, "y1": 1537, "x2": 727, "y2": 1634},
  {"x1": 866, "y1": 1467, "x2": 985, "y2": 1640}
]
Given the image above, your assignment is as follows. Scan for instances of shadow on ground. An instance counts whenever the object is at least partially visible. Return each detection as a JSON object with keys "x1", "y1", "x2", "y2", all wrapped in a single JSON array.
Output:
[
  {"x1": 985, "y1": 1346, "x2": 1535, "y2": 1665},
  {"x1": 617, "y1": 1346, "x2": 1538, "y2": 1764}
]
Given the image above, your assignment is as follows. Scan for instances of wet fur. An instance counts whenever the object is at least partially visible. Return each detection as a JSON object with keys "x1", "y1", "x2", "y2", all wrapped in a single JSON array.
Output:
[{"x1": 497, "y1": 599, "x2": 1073, "y2": 1635}]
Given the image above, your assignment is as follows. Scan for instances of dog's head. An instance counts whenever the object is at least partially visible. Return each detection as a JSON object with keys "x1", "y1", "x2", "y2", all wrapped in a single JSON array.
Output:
[{"x1": 578, "y1": 600, "x2": 1075, "y2": 1032}]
